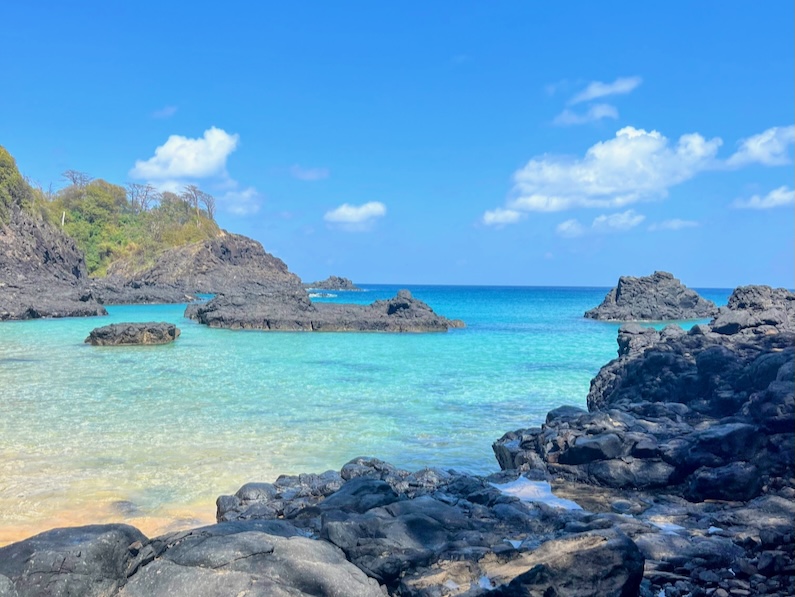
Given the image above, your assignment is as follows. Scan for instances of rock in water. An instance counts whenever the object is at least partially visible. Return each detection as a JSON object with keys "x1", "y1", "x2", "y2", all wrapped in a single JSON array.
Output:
[
  {"x1": 584, "y1": 271, "x2": 717, "y2": 321},
  {"x1": 186, "y1": 289, "x2": 465, "y2": 332},
  {"x1": 304, "y1": 275, "x2": 362, "y2": 291},
  {"x1": 85, "y1": 322, "x2": 180, "y2": 345}
]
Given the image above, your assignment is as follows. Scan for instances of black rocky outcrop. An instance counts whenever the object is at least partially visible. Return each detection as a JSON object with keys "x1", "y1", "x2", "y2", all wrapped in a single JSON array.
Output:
[
  {"x1": 94, "y1": 232, "x2": 302, "y2": 305},
  {"x1": 185, "y1": 289, "x2": 465, "y2": 332},
  {"x1": 585, "y1": 271, "x2": 718, "y2": 321},
  {"x1": 85, "y1": 322, "x2": 180, "y2": 346},
  {"x1": 0, "y1": 207, "x2": 108, "y2": 321},
  {"x1": 304, "y1": 275, "x2": 361, "y2": 291},
  {"x1": 496, "y1": 284, "x2": 795, "y2": 596}
]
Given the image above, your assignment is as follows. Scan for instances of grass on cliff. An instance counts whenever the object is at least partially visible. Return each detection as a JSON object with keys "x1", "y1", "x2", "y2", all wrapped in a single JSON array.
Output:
[{"x1": 0, "y1": 144, "x2": 220, "y2": 276}]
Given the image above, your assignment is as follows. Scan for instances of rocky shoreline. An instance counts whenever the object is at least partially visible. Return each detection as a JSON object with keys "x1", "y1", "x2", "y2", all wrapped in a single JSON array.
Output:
[{"x1": 1, "y1": 284, "x2": 792, "y2": 596}]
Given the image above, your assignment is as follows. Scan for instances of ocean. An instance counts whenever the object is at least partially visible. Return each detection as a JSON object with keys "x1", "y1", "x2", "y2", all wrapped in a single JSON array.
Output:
[{"x1": 0, "y1": 285, "x2": 731, "y2": 544}]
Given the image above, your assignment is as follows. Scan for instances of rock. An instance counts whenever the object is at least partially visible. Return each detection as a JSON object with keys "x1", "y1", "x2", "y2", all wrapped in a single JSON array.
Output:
[
  {"x1": 486, "y1": 530, "x2": 644, "y2": 597},
  {"x1": 304, "y1": 275, "x2": 361, "y2": 291},
  {"x1": 186, "y1": 288, "x2": 465, "y2": 332},
  {"x1": 85, "y1": 322, "x2": 180, "y2": 346},
  {"x1": 585, "y1": 271, "x2": 718, "y2": 321},
  {"x1": 0, "y1": 524, "x2": 146, "y2": 597},
  {"x1": 118, "y1": 526, "x2": 384, "y2": 597}
]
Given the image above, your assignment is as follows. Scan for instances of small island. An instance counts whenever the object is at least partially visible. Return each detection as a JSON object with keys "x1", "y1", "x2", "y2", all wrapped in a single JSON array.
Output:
[
  {"x1": 303, "y1": 275, "x2": 362, "y2": 291},
  {"x1": 584, "y1": 271, "x2": 718, "y2": 321}
]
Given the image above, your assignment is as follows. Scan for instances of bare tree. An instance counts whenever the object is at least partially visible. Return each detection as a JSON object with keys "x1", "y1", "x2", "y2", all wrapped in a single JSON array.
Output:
[
  {"x1": 199, "y1": 190, "x2": 216, "y2": 221},
  {"x1": 61, "y1": 170, "x2": 93, "y2": 189},
  {"x1": 181, "y1": 184, "x2": 202, "y2": 227},
  {"x1": 126, "y1": 183, "x2": 161, "y2": 213}
]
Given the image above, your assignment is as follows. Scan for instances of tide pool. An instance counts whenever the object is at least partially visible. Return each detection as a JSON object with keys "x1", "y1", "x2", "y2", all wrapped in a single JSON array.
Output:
[{"x1": 0, "y1": 285, "x2": 730, "y2": 544}]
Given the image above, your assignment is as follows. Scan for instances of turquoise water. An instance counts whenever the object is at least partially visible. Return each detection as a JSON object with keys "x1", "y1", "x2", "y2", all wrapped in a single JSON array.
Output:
[{"x1": 0, "y1": 285, "x2": 730, "y2": 543}]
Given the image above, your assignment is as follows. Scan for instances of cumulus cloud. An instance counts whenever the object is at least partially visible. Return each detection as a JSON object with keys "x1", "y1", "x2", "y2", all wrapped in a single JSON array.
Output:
[
  {"x1": 556, "y1": 219, "x2": 585, "y2": 238},
  {"x1": 568, "y1": 76, "x2": 642, "y2": 105},
  {"x1": 130, "y1": 127, "x2": 239, "y2": 180},
  {"x1": 222, "y1": 186, "x2": 261, "y2": 215},
  {"x1": 648, "y1": 219, "x2": 700, "y2": 231},
  {"x1": 152, "y1": 105, "x2": 178, "y2": 119},
  {"x1": 290, "y1": 165, "x2": 330, "y2": 181},
  {"x1": 482, "y1": 208, "x2": 524, "y2": 226},
  {"x1": 592, "y1": 209, "x2": 645, "y2": 232},
  {"x1": 324, "y1": 202, "x2": 386, "y2": 230},
  {"x1": 506, "y1": 126, "x2": 722, "y2": 213},
  {"x1": 726, "y1": 126, "x2": 795, "y2": 167},
  {"x1": 553, "y1": 103, "x2": 619, "y2": 126},
  {"x1": 732, "y1": 186, "x2": 794, "y2": 209}
]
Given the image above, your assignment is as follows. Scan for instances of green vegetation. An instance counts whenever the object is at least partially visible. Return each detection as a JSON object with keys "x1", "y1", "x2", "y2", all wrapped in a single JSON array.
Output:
[{"x1": 1, "y1": 144, "x2": 221, "y2": 276}]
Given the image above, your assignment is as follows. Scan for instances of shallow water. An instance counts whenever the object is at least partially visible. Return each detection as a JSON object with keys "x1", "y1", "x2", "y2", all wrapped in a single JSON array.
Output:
[{"x1": 0, "y1": 285, "x2": 730, "y2": 544}]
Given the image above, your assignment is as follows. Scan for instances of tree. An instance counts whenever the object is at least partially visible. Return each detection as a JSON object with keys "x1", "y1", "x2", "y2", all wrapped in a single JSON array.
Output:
[
  {"x1": 181, "y1": 184, "x2": 215, "y2": 225},
  {"x1": 126, "y1": 183, "x2": 160, "y2": 213},
  {"x1": 199, "y1": 190, "x2": 216, "y2": 220},
  {"x1": 62, "y1": 170, "x2": 93, "y2": 189}
]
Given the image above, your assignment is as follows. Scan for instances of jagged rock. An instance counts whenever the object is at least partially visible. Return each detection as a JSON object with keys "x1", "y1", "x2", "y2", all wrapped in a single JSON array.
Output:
[
  {"x1": 585, "y1": 271, "x2": 718, "y2": 321},
  {"x1": 186, "y1": 288, "x2": 465, "y2": 332},
  {"x1": 85, "y1": 322, "x2": 180, "y2": 346},
  {"x1": 304, "y1": 275, "x2": 361, "y2": 291},
  {"x1": 0, "y1": 524, "x2": 146, "y2": 597},
  {"x1": 0, "y1": 209, "x2": 108, "y2": 321},
  {"x1": 496, "y1": 285, "x2": 794, "y2": 507}
]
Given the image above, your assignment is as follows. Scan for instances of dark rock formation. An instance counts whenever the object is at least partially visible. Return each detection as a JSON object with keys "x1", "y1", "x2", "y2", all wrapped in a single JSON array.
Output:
[
  {"x1": 85, "y1": 322, "x2": 180, "y2": 346},
  {"x1": 94, "y1": 232, "x2": 302, "y2": 305},
  {"x1": 186, "y1": 289, "x2": 465, "y2": 332},
  {"x1": 496, "y1": 284, "x2": 795, "y2": 596},
  {"x1": 585, "y1": 271, "x2": 718, "y2": 321},
  {"x1": 0, "y1": 208, "x2": 108, "y2": 321},
  {"x1": 304, "y1": 275, "x2": 361, "y2": 291}
]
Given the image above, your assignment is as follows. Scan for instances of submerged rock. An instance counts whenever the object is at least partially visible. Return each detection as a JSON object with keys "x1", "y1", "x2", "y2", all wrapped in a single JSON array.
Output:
[
  {"x1": 585, "y1": 271, "x2": 718, "y2": 321},
  {"x1": 85, "y1": 322, "x2": 180, "y2": 346}
]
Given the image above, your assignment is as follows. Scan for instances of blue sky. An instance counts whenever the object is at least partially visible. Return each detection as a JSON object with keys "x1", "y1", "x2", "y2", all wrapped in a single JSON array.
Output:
[{"x1": 1, "y1": 2, "x2": 792, "y2": 287}]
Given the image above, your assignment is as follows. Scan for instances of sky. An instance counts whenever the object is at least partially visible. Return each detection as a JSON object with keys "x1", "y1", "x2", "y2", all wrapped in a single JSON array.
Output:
[{"x1": 1, "y1": 2, "x2": 793, "y2": 288}]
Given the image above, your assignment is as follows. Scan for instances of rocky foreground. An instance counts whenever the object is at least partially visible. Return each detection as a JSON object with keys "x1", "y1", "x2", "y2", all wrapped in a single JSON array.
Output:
[
  {"x1": 1, "y1": 285, "x2": 792, "y2": 597},
  {"x1": 585, "y1": 271, "x2": 718, "y2": 321}
]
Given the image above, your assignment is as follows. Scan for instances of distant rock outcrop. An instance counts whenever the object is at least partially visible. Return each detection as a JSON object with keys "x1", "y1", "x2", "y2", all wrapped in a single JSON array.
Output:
[
  {"x1": 85, "y1": 322, "x2": 180, "y2": 346},
  {"x1": 304, "y1": 276, "x2": 361, "y2": 291},
  {"x1": 185, "y1": 289, "x2": 465, "y2": 332},
  {"x1": 584, "y1": 271, "x2": 718, "y2": 321},
  {"x1": 96, "y1": 232, "x2": 302, "y2": 304}
]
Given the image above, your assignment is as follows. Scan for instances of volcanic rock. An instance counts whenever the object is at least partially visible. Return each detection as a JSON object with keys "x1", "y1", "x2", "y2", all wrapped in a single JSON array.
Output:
[
  {"x1": 585, "y1": 271, "x2": 718, "y2": 321},
  {"x1": 304, "y1": 275, "x2": 361, "y2": 291},
  {"x1": 85, "y1": 322, "x2": 180, "y2": 346}
]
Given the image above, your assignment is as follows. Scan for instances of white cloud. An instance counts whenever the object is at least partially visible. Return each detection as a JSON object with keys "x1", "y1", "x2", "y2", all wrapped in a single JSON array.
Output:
[
  {"x1": 553, "y1": 103, "x2": 619, "y2": 126},
  {"x1": 130, "y1": 127, "x2": 239, "y2": 180},
  {"x1": 732, "y1": 186, "x2": 794, "y2": 209},
  {"x1": 592, "y1": 209, "x2": 645, "y2": 232},
  {"x1": 556, "y1": 219, "x2": 585, "y2": 238},
  {"x1": 290, "y1": 165, "x2": 330, "y2": 181},
  {"x1": 569, "y1": 76, "x2": 642, "y2": 105},
  {"x1": 507, "y1": 126, "x2": 722, "y2": 213},
  {"x1": 483, "y1": 208, "x2": 524, "y2": 226},
  {"x1": 152, "y1": 105, "x2": 178, "y2": 119},
  {"x1": 324, "y1": 202, "x2": 386, "y2": 229},
  {"x1": 649, "y1": 219, "x2": 700, "y2": 231},
  {"x1": 221, "y1": 186, "x2": 261, "y2": 215},
  {"x1": 726, "y1": 126, "x2": 795, "y2": 167}
]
